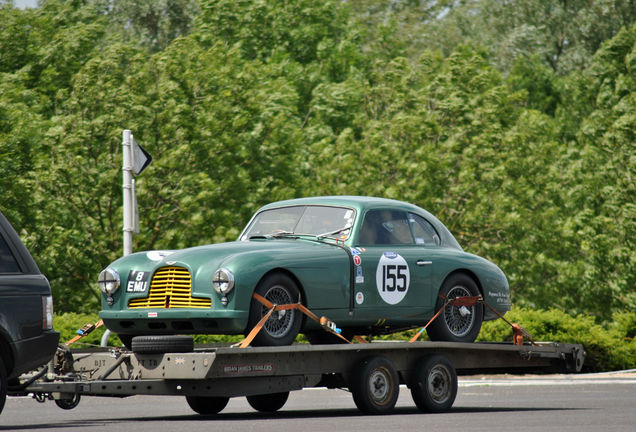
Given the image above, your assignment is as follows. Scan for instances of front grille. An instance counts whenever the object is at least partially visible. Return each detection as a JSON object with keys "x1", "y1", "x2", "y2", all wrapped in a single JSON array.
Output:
[{"x1": 128, "y1": 266, "x2": 211, "y2": 309}]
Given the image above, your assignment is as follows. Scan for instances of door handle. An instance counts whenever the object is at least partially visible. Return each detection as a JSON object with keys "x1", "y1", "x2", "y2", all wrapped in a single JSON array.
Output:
[{"x1": 416, "y1": 260, "x2": 432, "y2": 266}]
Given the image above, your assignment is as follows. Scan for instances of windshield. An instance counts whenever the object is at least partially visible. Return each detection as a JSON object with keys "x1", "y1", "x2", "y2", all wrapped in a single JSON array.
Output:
[{"x1": 241, "y1": 205, "x2": 355, "y2": 240}]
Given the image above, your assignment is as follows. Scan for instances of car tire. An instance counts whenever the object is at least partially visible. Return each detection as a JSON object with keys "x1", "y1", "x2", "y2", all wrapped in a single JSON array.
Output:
[
  {"x1": 427, "y1": 273, "x2": 484, "y2": 343},
  {"x1": 409, "y1": 355, "x2": 457, "y2": 413},
  {"x1": 248, "y1": 273, "x2": 302, "y2": 346},
  {"x1": 131, "y1": 335, "x2": 194, "y2": 354},
  {"x1": 0, "y1": 356, "x2": 7, "y2": 415},
  {"x1": 185, "y1": 395, "x2": 229, "y2": 415},
  {"x1": 246, "y1": 392, "x2": 289, "y2": 412},
  {"x1": 118, "y1": 334, "x2": 135, "y2": 350},
  {"x1": 350, "y1": 356, "x2": 399, "y2": 415}
]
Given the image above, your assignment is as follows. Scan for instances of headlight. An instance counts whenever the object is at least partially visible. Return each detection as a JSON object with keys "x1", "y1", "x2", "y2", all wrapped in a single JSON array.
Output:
[
  {"x1": 98, "y1": 268, "x2": 121, "y2": 295},
  {"x1": 212, "y1": 268, "x2": 235, "y2": 294}
]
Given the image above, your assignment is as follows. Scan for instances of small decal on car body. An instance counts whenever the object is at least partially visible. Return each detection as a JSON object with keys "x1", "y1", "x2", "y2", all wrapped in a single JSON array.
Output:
[
  {"x1": 376, "y1": 252, "x2": 410, "y2": 305},
  {"x1": 356, "y1": 292, "x2": 364, "y2": 304}
]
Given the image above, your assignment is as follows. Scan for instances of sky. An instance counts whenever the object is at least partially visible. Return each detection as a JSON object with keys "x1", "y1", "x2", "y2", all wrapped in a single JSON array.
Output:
[{"x1": 14, "y1": 0, "x2": 38, "y2": 9}]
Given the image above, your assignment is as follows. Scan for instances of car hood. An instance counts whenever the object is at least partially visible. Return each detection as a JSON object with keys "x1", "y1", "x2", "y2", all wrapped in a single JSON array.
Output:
[{"x1": 108, "y1": 238, "x2": 340, "y2": 275}]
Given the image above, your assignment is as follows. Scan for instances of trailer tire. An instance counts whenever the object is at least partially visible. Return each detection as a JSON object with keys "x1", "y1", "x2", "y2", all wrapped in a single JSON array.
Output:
[
  {"x1": 55, "y1": 394, "x2": 81, "y2": 410},
  {"x1": 131, "y1": 335, "x2": 194, "y2": 354},
  {"x1": 248, "y1": 273, "x2": 302, "y2": 346},
  {"x1": 0, "y1": 356, "x2": 6, "y2": 415},
  {"x1": 350, "y1": 356, "x2": 399, "y2": 415},
  {"x1": 409, "y1": 354, "x2": 457, "y2": 413},
  {"x1": 427, "y1": 273, "x2": 483, "y2": 343},
  {"x1": 246, "y1": 391, "x2": 289, "y2": 412},
  {"x1": 186, "y1": 395, "x2": 229, "y2": 415}
]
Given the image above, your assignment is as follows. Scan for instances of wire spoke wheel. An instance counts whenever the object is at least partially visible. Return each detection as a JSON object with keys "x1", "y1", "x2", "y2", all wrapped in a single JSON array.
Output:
[
  {"x1": 443, "y1": 285, "x2": 475, "y2": 338},
  {"x1": 249, "y1": 273, "x2": 302, "y2": 346},
  {"x1": 261, "y1": 285, "x2": 295, "y2": 338}
]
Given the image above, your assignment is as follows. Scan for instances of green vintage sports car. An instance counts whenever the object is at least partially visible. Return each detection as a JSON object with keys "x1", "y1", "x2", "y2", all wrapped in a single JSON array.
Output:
[{"x1": 98, "y1": 196, "x2": 510, "y2": 346}]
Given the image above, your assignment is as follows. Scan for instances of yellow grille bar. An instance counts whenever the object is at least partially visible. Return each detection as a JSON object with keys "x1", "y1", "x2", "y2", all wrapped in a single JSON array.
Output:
[{"x1": 128, "y1": 266, "x2": 211, "y2": 309}]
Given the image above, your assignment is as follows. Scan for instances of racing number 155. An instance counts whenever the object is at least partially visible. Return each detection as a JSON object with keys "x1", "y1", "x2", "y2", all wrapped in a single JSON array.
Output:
[{"x1": 381, "y1": 264, "x2": 408, "y2": 292}]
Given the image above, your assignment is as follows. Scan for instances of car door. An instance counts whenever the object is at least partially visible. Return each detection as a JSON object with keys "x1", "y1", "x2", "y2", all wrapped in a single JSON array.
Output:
[{"x1": 351, "y1": 209, "x2": 434, "y2": 325}]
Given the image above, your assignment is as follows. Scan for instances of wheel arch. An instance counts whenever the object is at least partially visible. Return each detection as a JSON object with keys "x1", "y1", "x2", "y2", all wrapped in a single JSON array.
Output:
[
  {"x1": 441, "y1": 268, "x2": 484, "y2": 296},
  {"x1": 0, "y1": 332, "x2": 15, "y2": 377},
  {"x1": 253, "y1": 267, "x2": 309, "y2": 328}
]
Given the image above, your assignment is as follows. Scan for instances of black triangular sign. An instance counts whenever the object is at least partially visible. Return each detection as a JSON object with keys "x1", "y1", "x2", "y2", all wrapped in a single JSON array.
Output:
[{"x1": 132, "y1": 139, "x2": 152, "y2": 176}]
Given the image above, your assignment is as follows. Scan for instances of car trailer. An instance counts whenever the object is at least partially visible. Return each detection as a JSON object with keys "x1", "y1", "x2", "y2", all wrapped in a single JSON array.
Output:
[{"x1": 12, "y1": 339, "x2": 585, "y2": 415}]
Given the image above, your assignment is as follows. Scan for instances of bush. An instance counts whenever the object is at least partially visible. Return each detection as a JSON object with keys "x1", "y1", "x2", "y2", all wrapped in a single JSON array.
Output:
[{"x1": 477, "y1": 307, "x2": 636, "y2": 372}]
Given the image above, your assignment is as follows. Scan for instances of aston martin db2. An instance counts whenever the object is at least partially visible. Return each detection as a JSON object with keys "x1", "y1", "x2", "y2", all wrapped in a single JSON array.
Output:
[{"x1": 98, "y1": 196, "x2": 510, "y2": 346}]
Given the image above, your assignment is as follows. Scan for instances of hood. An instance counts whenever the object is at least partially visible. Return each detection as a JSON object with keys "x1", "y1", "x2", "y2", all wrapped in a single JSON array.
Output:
[{"x1": 108, "y1": 238, "x2": 335, "y2": 275}]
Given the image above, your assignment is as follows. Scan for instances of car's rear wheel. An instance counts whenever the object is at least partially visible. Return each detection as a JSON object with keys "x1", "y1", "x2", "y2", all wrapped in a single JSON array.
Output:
[
  {"x1": 427, "y1": 273, "x2": 483, "y2": 343},
  {"x1": 248, "y1": 273, "x2": 302, "y2": 346},
  {"x1": 0, "y1": 356, "x2": 7, "y2": 415}
]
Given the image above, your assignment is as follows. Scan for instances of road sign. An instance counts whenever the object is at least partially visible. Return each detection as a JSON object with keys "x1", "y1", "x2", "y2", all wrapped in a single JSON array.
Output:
[{"x1": 131, "y1": 138, "x2": 152, "y2": 176}]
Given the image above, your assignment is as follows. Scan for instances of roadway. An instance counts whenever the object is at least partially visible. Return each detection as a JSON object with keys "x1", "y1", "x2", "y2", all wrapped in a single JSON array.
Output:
[{"x1": 2, "y1": 371, "x2": 635, "y2": 431}]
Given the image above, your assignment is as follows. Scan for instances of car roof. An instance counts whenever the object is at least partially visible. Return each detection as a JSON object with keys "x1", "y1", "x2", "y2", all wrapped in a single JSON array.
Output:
[
  {"x1": 259, "y1": 196, "x2": 424, "y2": 214},
  {"x1": 255, "y1": 196, "x2": 463, "y2": 250}
]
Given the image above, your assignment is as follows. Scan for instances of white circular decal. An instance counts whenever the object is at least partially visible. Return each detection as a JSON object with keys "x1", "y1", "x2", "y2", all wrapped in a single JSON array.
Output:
[
  {"x1": 375, "y1": 252, "x2": 410, "y2": 305},
  {"x1": 356, "y1": 292, "x2": 364, "y2": 305}
]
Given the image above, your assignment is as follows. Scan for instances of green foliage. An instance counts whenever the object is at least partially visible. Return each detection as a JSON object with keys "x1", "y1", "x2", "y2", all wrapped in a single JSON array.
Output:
[
  {"x1": 478, "y1": 307, "x2": 636, "y2": 372},
  {"x1": 54, "y1": 312, "x2": 106, "y2": 348},
  {"x1": 0, "y1": 1, "x2": 634, "y2": 354}
]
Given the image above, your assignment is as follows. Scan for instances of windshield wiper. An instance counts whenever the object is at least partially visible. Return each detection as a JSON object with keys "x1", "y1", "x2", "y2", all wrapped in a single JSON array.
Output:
[{"x1": 317, "y1": 224, "x2": 352, "y2": 240}]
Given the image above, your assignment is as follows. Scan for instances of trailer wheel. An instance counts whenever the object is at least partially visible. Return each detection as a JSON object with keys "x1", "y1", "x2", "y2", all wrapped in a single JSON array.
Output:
[
  {"x1": 0, "y1": 356, "x2": 6, "y2": 415},
  {"x1": 350, "y1": 356, "x2": 399, "y2": 415},
  {"x1": 409, "y1": 355, "x2": 457, "y2": 413},
  {"x1": 427, "y1": 273, "x2": 483, "y2": 343},
  {"x1": 248, "y1": 273, "x2": 302, "y2": 346},
  {"x1": 185, "y1": 395, "x2": 229, "y2": 415},
  {"x1": 55, "y1": 394, "x2": 81, "y2": 410},
  {"x1": 246, "y1": 391, "x2": 289, "y2": 412},
  {"x1": 131, "y1": 335, "x2": 194, "y2": 354}
]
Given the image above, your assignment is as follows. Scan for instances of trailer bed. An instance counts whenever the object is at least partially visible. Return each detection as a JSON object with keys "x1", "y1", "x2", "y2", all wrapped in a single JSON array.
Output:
[{"x1": 16, "y1": 340, "x2": 584, "y2": 415}]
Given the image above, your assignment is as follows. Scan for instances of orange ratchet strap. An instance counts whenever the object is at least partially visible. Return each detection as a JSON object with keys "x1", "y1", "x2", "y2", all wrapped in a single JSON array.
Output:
[
  {"x1": 233, "y1": 293, "x2": 352, "y2": 348},
  {"x1": 409, "y1": 294, "x2": 535, "y2": 346},
  {"x1": 65, "y1": 320, "x2": 104, "y2": 346}
]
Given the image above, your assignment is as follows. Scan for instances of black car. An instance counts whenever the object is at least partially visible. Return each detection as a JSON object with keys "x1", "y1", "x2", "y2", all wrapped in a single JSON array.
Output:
[{"x1": 0, "y1": 212, "x2": 59, "y2": 414}]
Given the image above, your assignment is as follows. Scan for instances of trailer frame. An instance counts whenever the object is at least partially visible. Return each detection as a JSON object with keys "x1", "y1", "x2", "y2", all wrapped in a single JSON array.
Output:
[{"x1": 13, "y1": 340, "x2": 585, "y2": 415}]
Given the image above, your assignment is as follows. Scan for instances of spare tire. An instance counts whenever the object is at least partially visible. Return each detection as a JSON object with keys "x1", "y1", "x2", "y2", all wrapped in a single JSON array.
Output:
[{"x1": 131, "y1": 335, "x2": 194, "y2": 354}]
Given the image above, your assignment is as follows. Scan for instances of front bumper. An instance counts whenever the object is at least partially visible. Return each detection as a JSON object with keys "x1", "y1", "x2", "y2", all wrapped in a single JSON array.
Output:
[{"x1": 99, "y1": 309, "x2": 249, "y2": 335}]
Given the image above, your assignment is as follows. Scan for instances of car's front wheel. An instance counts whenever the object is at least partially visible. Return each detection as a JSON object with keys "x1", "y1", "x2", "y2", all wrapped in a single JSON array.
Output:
[
  {"x1": 248, "y1": 273, "x2": 303, "y2": 346},
  {"x1": 427, "y1": 273, "x2": 483, "y2": 343}
]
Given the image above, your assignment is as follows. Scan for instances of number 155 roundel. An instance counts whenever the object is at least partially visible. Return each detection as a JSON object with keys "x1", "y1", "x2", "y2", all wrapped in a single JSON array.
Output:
[{"x1": 99, "y1": 196, "x2": 510, "y2": 347}]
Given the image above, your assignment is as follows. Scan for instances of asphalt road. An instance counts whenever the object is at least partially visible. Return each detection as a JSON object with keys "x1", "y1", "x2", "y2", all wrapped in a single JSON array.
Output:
[{"x1": 2, "y1": 372, "x2": 635, "y2": 432}]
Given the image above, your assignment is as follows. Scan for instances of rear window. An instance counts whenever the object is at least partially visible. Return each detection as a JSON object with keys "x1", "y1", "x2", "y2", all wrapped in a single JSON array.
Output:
[{"x1": 0, "y1": 233, "x2": 20, "y2": 273}]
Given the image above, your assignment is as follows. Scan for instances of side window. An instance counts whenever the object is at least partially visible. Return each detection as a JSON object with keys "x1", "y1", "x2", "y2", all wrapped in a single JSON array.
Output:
[
  {"x1": 409, "y1": 213, "x2": 441, "y2": 246},
  {"x1": 358, "y1": 210, "x2": 413, "y2": 245},
  {"x1": 0, "y1": 233, "x2": 21, "y2": 273}
]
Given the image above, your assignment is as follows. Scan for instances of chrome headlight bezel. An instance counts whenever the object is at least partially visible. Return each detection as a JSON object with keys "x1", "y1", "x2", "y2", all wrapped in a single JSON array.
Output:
[
  {"x1": 98, "y1": 268, "x2": 121, "y2": 295},
  {"x1": 212, "y1": 268, "x2": 235, "y2": 295}
]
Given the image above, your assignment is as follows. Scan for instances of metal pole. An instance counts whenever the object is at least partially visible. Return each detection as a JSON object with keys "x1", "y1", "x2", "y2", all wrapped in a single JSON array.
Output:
[
  {"x1": 104, "y1": 130, "x2": 135, "y2": 348},
  {"x1": 122, "y1": 130, "x2": 133, "y2": 257}
]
